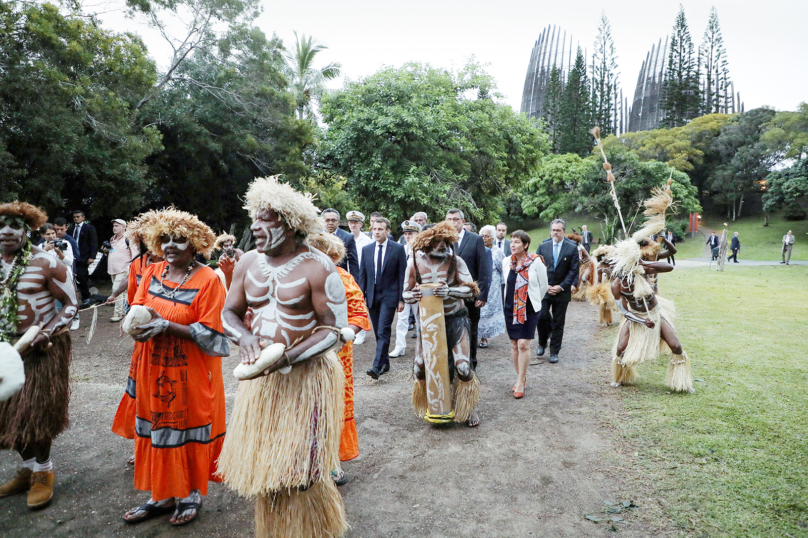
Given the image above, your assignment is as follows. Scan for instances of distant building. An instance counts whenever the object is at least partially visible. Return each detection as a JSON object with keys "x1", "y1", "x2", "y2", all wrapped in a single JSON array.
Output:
[{"x1": 520, "y1": 25, "x2": 582, "y2": 121}]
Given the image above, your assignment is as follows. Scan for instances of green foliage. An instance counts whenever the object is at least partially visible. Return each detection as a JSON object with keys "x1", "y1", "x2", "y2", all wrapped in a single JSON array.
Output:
[
  {"x1": 559, "y1": 48, "x2": 593, "y2": 156},
  {"x1": 711, "y1": 107, "x2": 777, "y2": 220},
  {"x1": 761, "y1": 102, "x2": 808, "y2": 160},
  {"x1": 591, "y1": 13, "x2": 620, "y2": 136},
  {"x1": 0, "y1": 2, "x2": 162, "y2": 219},
  {"x1": 320, "y1": 61, "x2": 549, "y2": 224},
  {"x1": 762, "y1": 158, "x2": 808, "y2": 220},
  {"x1": 698, "y1": 7, "x2": 732, "y2": 115},
  {"x1": 284, "y1": 31, "x2": 341, "y2": 121},
  {"x1": 521, "y1": 153, "x2": 597, "y2": 220},
  {"x1": 662, "y1": 5, "x2": 700, "y2": 128},
  {"x1": 141, "y1": 25, "x2": 313, "y2": 231},
  {"x1": 300, "y1": 171, "x2": 354, "y2": 218},
  {"x1": 543, "y1": 65, "x2": 564, "y2": 154}
]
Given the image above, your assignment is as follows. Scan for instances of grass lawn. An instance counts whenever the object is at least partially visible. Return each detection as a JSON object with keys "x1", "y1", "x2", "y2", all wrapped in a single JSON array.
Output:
[{"x1": 609, "y1": 266, "x2": 808, "y2": 536}]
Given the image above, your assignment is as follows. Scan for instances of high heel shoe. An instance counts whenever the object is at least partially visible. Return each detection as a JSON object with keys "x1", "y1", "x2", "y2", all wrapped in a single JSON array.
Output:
[{"x1": 514, "y1": 376, "x2": 527, "y2": 399}]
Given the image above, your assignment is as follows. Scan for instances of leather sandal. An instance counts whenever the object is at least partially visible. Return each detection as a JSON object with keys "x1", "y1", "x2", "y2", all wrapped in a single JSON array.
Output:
[
  {"x1": 123, "y1": 501, "x2": 176, "y2": 524},
  {"x1": 170, "y1": 500, "x2": 201, "y2": 526}
]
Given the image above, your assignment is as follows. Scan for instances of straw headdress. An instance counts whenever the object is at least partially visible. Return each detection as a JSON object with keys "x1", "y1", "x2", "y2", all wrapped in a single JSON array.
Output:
[
  {"x1": 215, "y1": 233, "x2": 237, "y2": 249},
  {"x1": 243, "y1": 175, "x2": 323, "y2": 237},
  {"x1": 411, "y1": 221, "x2": 459, "y2": 253},
  {"x1": 566, "y1": 232, "x2": 583, "y2": 244},
  {"x1": 0, "y1": 202, "x2": 47, "y2": 231},
  {"x1": 140, "y1": 207, "x2": 216, "y2": 258},
  {"x1": 125, "y1": 209, "x2": 160, "y2": 245},
  {"x1": 592, "y1": 244, "x2": 615, "y2": 262},
  {"x1": 306, "y1": 233, "x2": 346, "y2": 265}
]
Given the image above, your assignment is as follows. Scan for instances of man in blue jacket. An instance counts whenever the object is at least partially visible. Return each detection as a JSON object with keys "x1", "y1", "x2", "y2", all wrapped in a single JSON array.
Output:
[{"x1": 358, "y1": 217, "x2": 407, "y2": 379}]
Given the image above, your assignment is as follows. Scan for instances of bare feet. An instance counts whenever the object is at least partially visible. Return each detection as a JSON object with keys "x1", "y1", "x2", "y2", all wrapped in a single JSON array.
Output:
[
  {"x1": 467, "y1": 410, "x2": 480, "y2": 427},
  {"x1": 127, "y1": 455, "x2": 135, "y2": 465}
]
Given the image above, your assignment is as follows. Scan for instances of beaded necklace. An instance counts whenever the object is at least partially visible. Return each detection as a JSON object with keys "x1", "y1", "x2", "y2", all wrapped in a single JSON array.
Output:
[{"x1": 158, "y1": 262, "x2": 194, "y2": 300}]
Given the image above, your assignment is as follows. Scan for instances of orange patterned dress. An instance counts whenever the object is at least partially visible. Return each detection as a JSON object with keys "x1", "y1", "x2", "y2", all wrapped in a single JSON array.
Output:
[
  {"x1": 337, "y1": 267, "x2": 370, "y2": 461},
  {"x1": 111, "y1": 254, "x2": 153, "y2": 439},
  {"x1": 129, "y1": 262, "x2": 229, "y2": 499}
]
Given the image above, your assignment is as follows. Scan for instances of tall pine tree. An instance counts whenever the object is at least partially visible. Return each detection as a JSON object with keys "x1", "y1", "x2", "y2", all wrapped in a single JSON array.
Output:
[
  {"x1": 543, "y1": 65, "x2": 564, "y2": 153},
  {"x1": 559, "y1": 47, "x2": 592, "y2": 156},
  {"x1": 661, "y1": 5, "x2": 700, "y2": 127},
  {"x1": 591, "y1": 13, "x2": 620, "y2": 136},
  {"x1": 698, "y1": 6, "x2": 731, "y2": 114}
]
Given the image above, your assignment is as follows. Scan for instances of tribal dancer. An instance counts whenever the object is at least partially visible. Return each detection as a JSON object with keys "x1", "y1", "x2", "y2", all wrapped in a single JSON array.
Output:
[
  {"x1": 568, "y1": 233, "x2": 594, "y2": 301},
  {"x1": 406, "y1": 222, "x2": 481, "y2": 427},
  {"x1": 214, "y1": 233, "x2": 243, "y2": 290},
  {"x1": 121, "y1": 208, "x2": 229, "y2": 526},
  {"x1": 609, "y1": 185, "x2": 694, "y2": 393},
  {"x1": 109, "y1": 210, "x2": 162, "y2": 464},
  {"x1": 306, "y1": 233, "x2": 370, "y2": 485},
  {"x1": 586, "y1": 244, "x2": 617, "y2": 326},
  {"x1": 0, "y1": 202, "x2": 78, "y2": 509},
  {"x1": 217, "y1": 176, "x2": 349, "y2": 538}
]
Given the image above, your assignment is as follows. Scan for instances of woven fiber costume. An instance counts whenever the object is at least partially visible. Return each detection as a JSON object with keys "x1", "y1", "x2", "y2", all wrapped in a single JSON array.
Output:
[
  {"x1": 586, "y1": 245, "x2": 617, "y2": 326},
  {"x1": 405, "y1": 222, "x2": 481, "y2": 425},
  {"x1": 217, "y1": 176, "x2": 349, "y2": 538},
  {"x1": 0, "y1": 202, "x2": 78, "y2": 509},
  {"x1": 568, "y1": 233, "x2": 594, "y2": 301},
  {"x1": 609, "y1": 184, "x2": 694, "y2": 393}
]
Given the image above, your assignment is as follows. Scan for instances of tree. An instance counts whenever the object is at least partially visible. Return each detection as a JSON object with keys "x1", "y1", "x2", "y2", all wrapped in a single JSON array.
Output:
[
  {"x1": 591, "y1": 13, "x2": 620, "y2": 136},
  {"x1": 285, "y1": 32, "x2": 341, "y2": 121},
  {"x1": 0, "y1": 2, "x2": 162, "y2": 219},
  {"x1": 762, "y1": 158, "x2": 808, "y2": 220},
  {"x1": 559, "y1": 48, "x2": 593, "y2": 156},
  {"x1": 711, "y1": 107, "x2": 777, "y2": 220},
  {"x1": 577, "y1": 147, "x2": 701, "y2": 240},
  {"x1": 543, "y1": 65, "x2": 564, "y2": 153},
  {"x1": 141, "y1": 25, "x2": 314, "y2": 231},
  {"x1": 698, "y1": 7, "x2": 731, "y2": 115},
  {"x1": 320, "y1": 61, "x2": 549, "y2": 223},
  {"x1": 761, "y1": 102, "x2": 808, "y2": 160},
  {"x1": 662, "y1": 5, "x2": 700, "y2": 127},
  {"x1": 520, "y1": 153, "x2": 596, "y2": 220}
]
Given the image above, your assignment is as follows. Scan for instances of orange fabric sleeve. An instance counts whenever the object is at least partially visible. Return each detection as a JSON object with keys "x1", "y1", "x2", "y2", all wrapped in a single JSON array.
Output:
[{"x1": 339, "y1": 269, "x2": 370, "y2": 332}]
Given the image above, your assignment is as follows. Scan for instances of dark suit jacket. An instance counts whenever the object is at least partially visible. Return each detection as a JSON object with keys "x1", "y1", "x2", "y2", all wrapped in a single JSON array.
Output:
[
  {"x1": 495, "y1": 238, "x2": 511, "y2": 255},
  {"x1": 730, "y1": 237, "x2": 740, "y2": 250},
  {"x1": 707, "y1": 236, "x2": 720, "y2": 248},
  {"x1": 68, "y1": 222, "x2": 98, "y2": 263},
  {"x1": 334, "y1": 227, "x2": 359, "y2": 281},
  {"x1": 358, "y1": 240, "x2": 406, "y2": 308},
  {"x1": 581, "y1": 231, "x2": 593, "y2": 245},
  {"x1": 536, "y1": 238, "x2": 579, "y2": 302},
  {"x1": 455, "y1": 231, "x2": 491, "y2": 303}
]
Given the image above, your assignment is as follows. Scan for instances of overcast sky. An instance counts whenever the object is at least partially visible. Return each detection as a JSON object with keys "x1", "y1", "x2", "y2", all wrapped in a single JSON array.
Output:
[{"x1": 100, "y1": 0, "x2": 806, "y2": 114}]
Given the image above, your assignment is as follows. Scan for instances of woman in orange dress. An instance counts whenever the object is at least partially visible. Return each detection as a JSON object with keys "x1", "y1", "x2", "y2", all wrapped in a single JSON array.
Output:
[
  {"x1": 306, "y1": 233, "x2": 370, "y2": 485},
  {"x1": 120, "y1": 208, "x2": 228, "y2": 527}
]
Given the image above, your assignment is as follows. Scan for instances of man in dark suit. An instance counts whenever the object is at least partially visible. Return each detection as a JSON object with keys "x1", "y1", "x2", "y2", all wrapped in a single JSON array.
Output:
[
  {"x1": 68, "y1": 209, "x2": 98, "y2": 308},
  {"x1": 580, "y1": 225, "x2": 594, "y2": 252},
  {"x1": 706, "y1": 232, "x2": 720, "y2": 260},
  {"x1": 322, "y1": 208, "x2": 359, "y2": 281},
  {"x1": 535, "y1": 219, "x2": 579, "y2": 363},
  {"x1": 358, "y1": 217, "x2": 407, "y2": 379},
  {"x1": 495, "y1": 222, "x2": 511, "y2": 255},
  {"x1": 445, "y1": 209, "x2": 491, "y2": 370},
  {"x1": 728, "y1": 232, "x2": 740, "y2": 263}
]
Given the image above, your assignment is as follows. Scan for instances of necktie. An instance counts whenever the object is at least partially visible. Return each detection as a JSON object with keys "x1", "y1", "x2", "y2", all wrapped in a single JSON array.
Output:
[
  {"x1": 553, "y1": 242, "x2": 560, "y2": 269},
  {"x1": 375, "y1": 244, "x2": 383, "y2": 285},
  {"x1": 73, "y1": 224, "x2": 79, "y2": 240}
]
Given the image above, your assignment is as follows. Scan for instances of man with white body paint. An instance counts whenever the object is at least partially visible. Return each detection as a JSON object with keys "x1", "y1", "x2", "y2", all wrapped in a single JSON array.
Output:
[
  {"x1": 217, "y1": 176, "x2": 350, "y2": 538},
  {"x1": 405, "y1": 221, "x2": 481, "y2": 427},
  {"x1": 0, "y1": 202, "x2": 78, "y2": 509}
]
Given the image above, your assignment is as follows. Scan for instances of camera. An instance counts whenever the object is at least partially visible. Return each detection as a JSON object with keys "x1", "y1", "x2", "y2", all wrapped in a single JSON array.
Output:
[
  {"x1": 50, "y1": 239, "x2": 69, "y2": 251},
  {"x1": 102, "y1": 240, "x2": 112, "y2": 250}
]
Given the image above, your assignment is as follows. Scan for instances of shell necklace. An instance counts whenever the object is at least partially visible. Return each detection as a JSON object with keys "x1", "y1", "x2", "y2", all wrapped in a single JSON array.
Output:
[{"x1": 159, "y1": 263, "x2": 194, "y2": 299}]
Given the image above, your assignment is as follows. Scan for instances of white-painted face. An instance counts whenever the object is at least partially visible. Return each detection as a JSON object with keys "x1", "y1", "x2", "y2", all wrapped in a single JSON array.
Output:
[
  {"x1": 251, "y1": 209, "x2": 290, "y2": 255},
  {"x1": 0, "y1": 215, "x2": 27, "y2": 254},
  {"x1": 161, "y1": 235, "x2": 189, "y2": 251}
]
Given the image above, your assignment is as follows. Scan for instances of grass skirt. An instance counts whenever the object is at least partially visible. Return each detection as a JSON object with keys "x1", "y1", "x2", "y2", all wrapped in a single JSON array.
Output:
[
  {"x1": 411, "y1": 373, "x2": 479, "y2": 423},
  {"x1": 0, "y1": 332, "x2": 71, "y2": 450},
  {"x1": 218, "y1": 351, "x2": 345, "y2": 496},
  {"x1": 586, "y1": 281, "x2": 617, "y2": 325},
  {"x1": 255, "y1": 479, "x2": 347, "y2": 538}
]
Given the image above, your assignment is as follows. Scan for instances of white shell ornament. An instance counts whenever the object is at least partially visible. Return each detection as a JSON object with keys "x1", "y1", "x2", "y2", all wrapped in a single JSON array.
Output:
[
  {"x1": 0, "y1": 342, "x2": 25, "y2": 402},
  {"x1": 233, "y1": 343, "x2": 286, "y2": 380},
  {"x1": 122, "y1": 305, "x2": 154, "y2": 336}
]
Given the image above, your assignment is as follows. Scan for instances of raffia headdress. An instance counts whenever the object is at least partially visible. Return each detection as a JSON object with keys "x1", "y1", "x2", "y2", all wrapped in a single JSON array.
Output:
[
  {"x1": 411, "y1": 221, "x2": 459, "y2": 253},
  {"x1": 243, "y1": 175, "x2": 322, "y2": 237},
  {"x1": 215, "y1": 233, "x2": 237, "y2": 249},
  {"x1": 305, "y1": 233, "x2": 345, "y2": 264},
  {"x1": 126, "y1": 209, "x2": 160, "y2": 246},
  {"x1": 0, "y1": 202, "x2": 47, "y2": 231},
  {"x1": 140, "y1": 207, "x2": 216, "y2": 258}
]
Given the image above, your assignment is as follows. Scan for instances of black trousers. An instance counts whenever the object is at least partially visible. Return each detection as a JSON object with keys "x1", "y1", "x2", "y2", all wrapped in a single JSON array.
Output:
[
  {"x1": 668, "y1": 254, "x2": 675, "y2": 265},
  {"x1": 537, "y1": 297, "x2": 570, "y2": 354},
  {"x1": 465, "y1": 300, "x2": 481, "y2": 370},
  {"x1": 369, "y1": 300, "x2": 397, "y2": 371},
  {"x1": 728, "y1": 248, "x2": 739, "y2": 262},
  {"x1": 75, "y1": 261, "x2": 91, "y2": 301}
]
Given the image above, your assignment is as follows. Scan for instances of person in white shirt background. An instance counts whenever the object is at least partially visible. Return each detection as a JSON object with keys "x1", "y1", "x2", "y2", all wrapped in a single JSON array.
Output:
[
  {"x1": 389, "y1": 220, "x2": 422, "y2": 358},
  {"x1": 347, "y1": 210, "x2": 374, "y2": 345}
]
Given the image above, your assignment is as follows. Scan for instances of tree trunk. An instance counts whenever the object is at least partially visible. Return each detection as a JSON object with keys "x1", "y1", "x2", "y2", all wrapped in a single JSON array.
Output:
[
  {"x1": 764, "y1": 214, "x2": 769, "y2": 227},
  {"x1": 717, "y1": 229, "x2": 728, "y2": 272},
  {"x1": 737, "y1": 193, "x2": 744, "y2": 219}
]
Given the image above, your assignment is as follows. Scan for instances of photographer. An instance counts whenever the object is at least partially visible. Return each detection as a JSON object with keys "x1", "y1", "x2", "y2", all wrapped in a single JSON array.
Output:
[
  {"x1": 101, "y1": 219, "x2": 138, "y2": 322},
  {"x1": 38, "y1": 223, "x2": 74, "y2": 269}
]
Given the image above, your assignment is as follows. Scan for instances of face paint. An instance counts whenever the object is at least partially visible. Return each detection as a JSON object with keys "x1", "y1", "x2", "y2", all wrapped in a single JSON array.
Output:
[{"x1": 161, "y1": 236, "x2": 190, "y2": 251}]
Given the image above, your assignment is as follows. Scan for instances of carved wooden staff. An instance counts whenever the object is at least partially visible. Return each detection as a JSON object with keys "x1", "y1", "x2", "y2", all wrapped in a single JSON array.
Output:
[
  {"x1": 417, "y1": 283, "x2": 454, "y2": 424},
  {"x1": 591, "y1": 127, "x2": 627, "y2": 237}
]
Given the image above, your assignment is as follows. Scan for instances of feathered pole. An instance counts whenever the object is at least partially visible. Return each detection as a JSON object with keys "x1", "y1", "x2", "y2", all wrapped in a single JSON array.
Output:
[{"x1": 591, "y1": 127, "x2": 627, "y2": 237}]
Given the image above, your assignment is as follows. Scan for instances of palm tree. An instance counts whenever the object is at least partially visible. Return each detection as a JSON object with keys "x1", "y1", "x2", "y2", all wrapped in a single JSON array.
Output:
[{"x1": 285, "y1": 32, "x2": 341, "y2": 120}]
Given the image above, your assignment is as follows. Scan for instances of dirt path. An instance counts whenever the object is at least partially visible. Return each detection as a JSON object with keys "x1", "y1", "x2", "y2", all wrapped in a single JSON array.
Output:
[{"x1": 0, "y1": 294, "x2": 664, "y2": 537}]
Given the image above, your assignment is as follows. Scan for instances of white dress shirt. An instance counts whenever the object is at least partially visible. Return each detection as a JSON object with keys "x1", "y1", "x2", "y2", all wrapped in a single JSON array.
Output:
[
  {"x1": 354, "y1": 232, "x2": 374, "y2": 264},
  {"x1": 373, "y1": 238, "x2": 389, "y2": 283}
]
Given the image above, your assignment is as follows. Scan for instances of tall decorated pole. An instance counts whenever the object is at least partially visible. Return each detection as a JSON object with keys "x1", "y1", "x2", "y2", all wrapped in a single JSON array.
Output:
[{"x1": 590, "y1": 127, "x2": 627, "y2": 238}]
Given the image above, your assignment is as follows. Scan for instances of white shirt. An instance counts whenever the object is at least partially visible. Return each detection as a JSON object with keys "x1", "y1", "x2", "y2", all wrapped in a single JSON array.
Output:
[
  {"x1": 373, "y1": 238, "x2": 389, "y2": 282},
  {"x1": 457, "y1": 229, "x2": 465, "y2": 246},
  {"x1": 353, "y1": 232, "x2": 374, "y2": 264},
  {"x1": 784, "y1": 234, "x2": 795, "y2": 245},
  {"x1": 43, "y1": 245, "x2": 73, "y2": 271}
]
